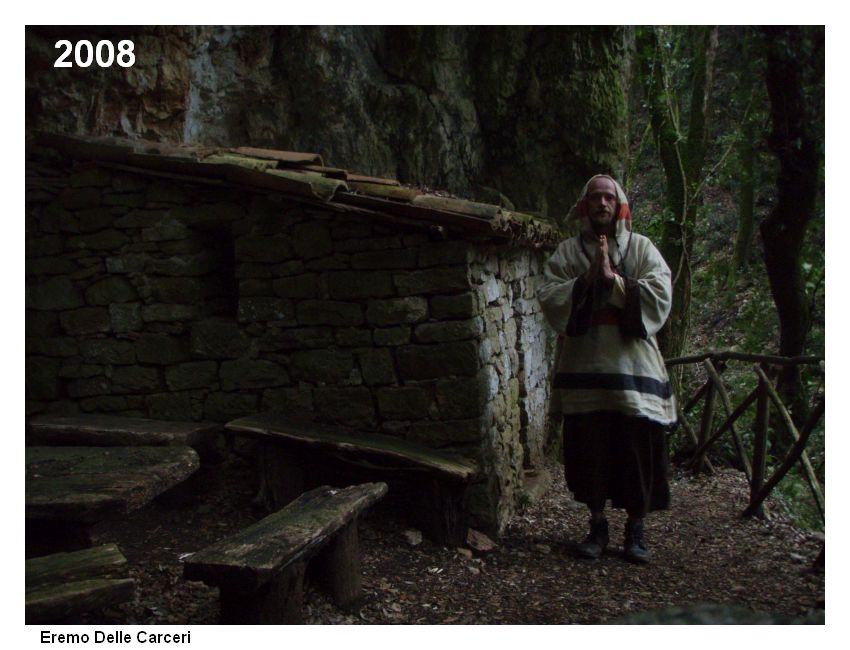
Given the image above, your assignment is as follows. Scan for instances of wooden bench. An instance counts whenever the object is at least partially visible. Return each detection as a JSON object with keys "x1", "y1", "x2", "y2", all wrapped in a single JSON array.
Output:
[
  {"x1": 27, "y1": 414, "x2": 225, "y2": 462},
  {"x1": 183, "y1": 482, "x2": 387, "y2": 624},
  {"x1": 26, "y1": 544, "x2": 134, "y2": 623},
  {"x1": 26, "y1": 445, "x2": 200, "y2": 556},
  {"x1": 225, "y1": 414, "x2": 479, "y2": 546}
]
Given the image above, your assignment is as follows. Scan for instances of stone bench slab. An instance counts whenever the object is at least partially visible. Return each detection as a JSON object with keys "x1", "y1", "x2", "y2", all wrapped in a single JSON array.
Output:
[
  {"x1": 184, "y1": 482, "x2": 387, "y2": 594},
  {"x1": 226, "y1": 414, "x2": 478, "y2": 481},
  {"x1": 27, "y1": 414, "x2": 223, "y2": 459},
  {"x1": 26, "y1": 544, "x2": 134, "y2": 623},
  {"x1": 26, "y1": 445, "x2": 200, "y2": 524}
]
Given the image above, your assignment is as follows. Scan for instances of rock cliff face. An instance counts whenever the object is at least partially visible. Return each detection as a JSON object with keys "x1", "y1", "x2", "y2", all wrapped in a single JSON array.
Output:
[{"x1": 26, "y1": 26, "x2": 630, "y2": 221}]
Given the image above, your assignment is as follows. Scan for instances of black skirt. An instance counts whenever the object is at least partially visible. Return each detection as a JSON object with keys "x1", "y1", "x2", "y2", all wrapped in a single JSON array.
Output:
[{"x1": 562, "y1": 411, "x2": 670, "y2": 515}]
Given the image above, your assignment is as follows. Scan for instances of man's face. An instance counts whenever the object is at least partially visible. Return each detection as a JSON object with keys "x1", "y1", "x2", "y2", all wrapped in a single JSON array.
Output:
[{"x1": 585, "y1": 177, "x2": 619, "y2": 231}]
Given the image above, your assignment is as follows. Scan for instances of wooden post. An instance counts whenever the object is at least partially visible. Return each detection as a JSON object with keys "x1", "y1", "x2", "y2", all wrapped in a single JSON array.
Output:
[
  {"x1": 754, "y1": 365, "x2": 825, "y2": 520},
  {"x1": 745, "y1": 396, "x2": 824, "y2": 518},
  {"x1": 419, "y1": 477, "x2": 469, "y2": 546},
  {"x1": 749, "y1": 372, "x2": 770, "y2": 518},
  {"x1": 677, "y1": 405, "x2": 715, "y2": 474},
  {"x1": 219, "y1": 561, "x2": 306, "y2": 625},
  {"x1": 254, "y1": 440, "x2": 305, "y2": 512},
  {"x1": 687, "y1": 386, "x2": 758, "y2": 467},
  {"x1": 703, "y1": 360, "x2": 753, "y2": 481},
  {"x1": 694, "y1": 367, "x2": 717, "y2": 474},
  {"x1": 313, "y1": 519, "x2": 362, "y2": 612}
]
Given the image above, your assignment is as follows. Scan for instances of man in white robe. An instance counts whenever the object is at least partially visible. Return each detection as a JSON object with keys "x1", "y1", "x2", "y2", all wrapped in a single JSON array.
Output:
[{"x1": 539, "y1": 174, "x2": 676, "y2": 563}]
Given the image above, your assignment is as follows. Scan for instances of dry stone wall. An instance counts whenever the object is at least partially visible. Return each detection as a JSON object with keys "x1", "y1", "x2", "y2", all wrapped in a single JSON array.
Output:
[{"x1": 26, "y1": 159, "x2": 557, "y2": 533}]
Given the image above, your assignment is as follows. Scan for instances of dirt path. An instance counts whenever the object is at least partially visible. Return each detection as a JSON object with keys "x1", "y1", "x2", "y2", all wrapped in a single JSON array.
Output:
[{"x1": 83, "y1": 456, "x2": 824, "y2": 624}]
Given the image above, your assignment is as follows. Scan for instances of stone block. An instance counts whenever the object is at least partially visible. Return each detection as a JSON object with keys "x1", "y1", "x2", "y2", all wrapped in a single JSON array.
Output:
[
  {"x1": 305, "y1": 256, "x2": 350, "y2": 271},
  {"x1": 235, "y1": 263, "x2": 274, "y2": 279},
  {"x1": 373, "y1": 327, "x2": 411, "y2": 346},
  {"x1": 67, "y1": 229, "x2": 130, "y2": 251},
  {"x1": 435, "y1": 376, "x2": 488, "y2": 419},
  {"x1": 27, "y1": 235, "x2": 64, "y2": 257},
  {"x1": 351, "y1": 248, "x2": 418, "y2": 269},
  {"x1": 365, "y1": 297, "x2": 428, "y2": 326},
  {"x1": 220, "y1": 359, "x2": 289, "y2": 391},
  {"x1": 85, "y1": 277, "x2": 138, "y2": 305},
  {"x1": 66, "y1": 376, "x2": 111, "y2": 398},
  {"x1": 26, "y1": 337, "x2": 79, "y2": 357},
  {"x1": 414, "y1": 318, "x2": 483, "y2": 343},
  {"x1": 297, "y1": 300, "x2": 364, "y2": 327},
  {"x1": 79, "y1": 339, "x2": 136, "y2": 364},
  {"x1": 58, "y1": 363, "x2": 106, "y2": 379},
  {"x1": 190, "y1": 320, "x2": 252, "y2": 359},
  {"x1": 237, "y1": 297, "x2": 295, "y2": 324},
  {"x1": 113, "y1": 209, "x2": 164, "y2": 229},
  {"x1": 376, "y1": 385, "x2": 432, "y2": 420},
  {"x1": 239, "y1": 279, "x2": 274, "y2": 296},
  {"x1": 314, "y1": 386, "x2": 376, "y2": 428},
  {"x1": 431, "y1": 292, "x2": 480, "y2": 319},
  {"x1": 271, "y1": 260, "x2": 306, "y2": 277},
  {"x1": 27, "y1": 277, "x2": 84, "y2": 311},
  {"x1": 292, "y1": 222, "x2": 332, "y2": 259},
  {"x1": 204, "y1": 392, "x2": 259, "y2": 422},
  {"x1": 146, "y1": 392, "x2": 202, "y2": 421},
  {"x1": 325, "y1": 271, "x2": 395, "y2": 299},
  {"x1": 147, "y1": 183, "x2": 191, "y2": 205},
  {"x1": 394, "y1": 267, "x2": 470, "y2": 296},
  {"x1": 146, "y1": 252, "x2": 218, "y2": 276},
  {"x1": 111, "y1": 365, "x2": 161, "y2": 394},
  {"x1": 79, "y1": 396, "x2": 130, "y2": 412},
  {"x1": 357, "y1": 348, "x2": 396, "y2": 386},
  {"x1": 26, "y1": 356, "x2": 63, "y2": 400},
  {"x1": 105, "y1": 254, "x2": 148, "y2": 274},
  {"x1": 260, "y1": 327, "x2": 335, "y2": 351},
  {"x1": 60, "y1": 308, "x2": 111, "y2": 335},
  {"x1": 149, "y1": 277, "x2": 206, "y2": 303},
  {"x1": 331, "y1": 220, "x2": 372, "y2": 239},
  {"x1": 407, "y1": 418, "x2": 484, "y2": 446},
  {"x1": 418, "y1": 241, "x2": 472, "y2": 268},
  {"x1": 27, "y1": 310, "x2": 60, "y2": 338},
  {"x1": 136, "y1": 334, "x2": 190, "y2": 365},
  {"x1": 111, "y1": 174, "x2": 148, "y2": 192},
  {"x1": 141, "y1": 304, "x2": 197, "y2": 323},
  {"x1": 173, "y1": 202, "x2": 245, "y2": 226},
  {"x1": 235, "y1": 236, "x2": 293, "y2": 263},
  {"x1": 60, "y1": 187, "x2": 102, "y2": 210},
  {"x1": 262, "y1": 386, "x2": 314, "y2": 414},
  {"x1": 141, "y1": 219, "x2": 190, "y2": 242},
  {"x1": 334, "y1": 236, "x2": 401, "y2": 253},
  {"x1": 272, "y1": 274, "x2": 318, "y2": 299},
  {"x1": 103, "y1": 192, "x2": 147, "y2": 208},
  {"x1": 290, "y1": 350, "x2": 356, "y2": 384},
  {"x1": 336, "y1": 328, "x2": 373, "y2": 347},
  {"x1": 396, "y1": 341, "x2": 480, "y2": 380},
  {"x1": 26, "y1": 257, "x2": 77, "y2": 276},
  {"x1": 69, "y1": 167, "x2": 112, "y2": 188},
  {"x1": 166, "y1": 361, "x2": 219, "y2": 390},
  {"x1": 75, "y1": 208, "x2": 115, "y2": 233},
  {"x1": 109, "y1": 303, "x2": 143, "y2": 333}
]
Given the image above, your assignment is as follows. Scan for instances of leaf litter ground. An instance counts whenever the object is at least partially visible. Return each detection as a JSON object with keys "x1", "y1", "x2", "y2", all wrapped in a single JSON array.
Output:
[{"x1": 82, "y1": 456, "x2": 824, "y2": 624}]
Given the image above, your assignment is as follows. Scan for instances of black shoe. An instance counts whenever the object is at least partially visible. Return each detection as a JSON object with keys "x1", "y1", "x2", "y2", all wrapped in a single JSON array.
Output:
[
  {"x1": 574, "y1": 518, "x2": 609, "y2": 559},
  {"x1": 623, "y1": 519, "x2": 650, "y2": 564}
]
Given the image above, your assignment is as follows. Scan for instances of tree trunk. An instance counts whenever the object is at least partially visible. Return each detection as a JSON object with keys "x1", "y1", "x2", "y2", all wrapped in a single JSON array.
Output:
[
  {"x1": 639, "y1": 26, "x2": 719, "y2": 367},
  {"x1": 761, "y1": 26, "x2": 823, "y2": 427}
]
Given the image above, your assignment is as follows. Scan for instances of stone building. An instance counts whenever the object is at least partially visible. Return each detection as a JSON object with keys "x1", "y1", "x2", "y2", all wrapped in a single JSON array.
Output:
[{"x1": 25, "y1": 133, "x2": 561, "y2": 534}]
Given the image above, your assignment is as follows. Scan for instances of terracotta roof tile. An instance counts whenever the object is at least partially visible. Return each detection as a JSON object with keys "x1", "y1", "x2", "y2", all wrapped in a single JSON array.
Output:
[{"x1": 33, "y1": 133, "x2": 559, "y2": 247}]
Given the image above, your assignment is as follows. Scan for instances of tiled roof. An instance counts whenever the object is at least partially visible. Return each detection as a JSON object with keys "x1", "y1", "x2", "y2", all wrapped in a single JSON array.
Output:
[{"x1": 33, "y1": 133, "x2": 560, "y2": 248}]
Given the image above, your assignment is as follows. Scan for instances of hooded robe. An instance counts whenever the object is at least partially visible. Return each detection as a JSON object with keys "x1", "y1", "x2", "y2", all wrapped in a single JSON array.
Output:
[{"x1": 538, "y1": 175, "x2": 677, "y2": 426}]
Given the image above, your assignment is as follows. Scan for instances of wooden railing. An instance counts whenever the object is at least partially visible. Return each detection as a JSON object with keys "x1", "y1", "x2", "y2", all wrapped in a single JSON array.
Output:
[{"x1": 666, "y1": 351, "x2": 824, "y2": 522}]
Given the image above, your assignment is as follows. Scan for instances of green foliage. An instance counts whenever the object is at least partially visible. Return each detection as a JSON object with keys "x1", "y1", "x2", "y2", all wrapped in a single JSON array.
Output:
[{"x1": 633, "y1": 26, "x2": 825, "y2": 530}]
